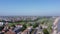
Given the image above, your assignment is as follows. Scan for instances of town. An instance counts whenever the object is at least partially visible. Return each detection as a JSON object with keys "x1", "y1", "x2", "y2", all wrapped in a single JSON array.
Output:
[{"x1": 0, "y1": 16, "x2": 55, "y2": 34}]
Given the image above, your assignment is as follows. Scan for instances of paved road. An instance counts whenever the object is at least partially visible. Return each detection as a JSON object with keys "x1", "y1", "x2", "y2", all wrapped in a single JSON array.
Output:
[
  {"x1": 34, "y1": 29, "x2": 37, "y2": 34},
  {"x1": 57, "y1": 18, "x2": 60, "y2": 34},
  {"x1": 31, "y1": 28, "x2": 38, "y2": 34},
  {"x1": 53, "y1": 17, "x2": 59, "y2": 34}
]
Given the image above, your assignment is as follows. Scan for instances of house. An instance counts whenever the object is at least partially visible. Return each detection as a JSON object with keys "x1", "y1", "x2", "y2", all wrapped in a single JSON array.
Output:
[
  {"x1": 0, "y1": 22, "x2": 4, "y2": 26},
  {"x1": 21, "y1": 26, "x2": 33, "y2": 34},
  {"x1": 42, "y1": 25, "x2": 48, "y2": 28},
  {"x1": 58, "y1": 32, "x2": 60, "y2": 34},
  {"x1": 5, "y1": 22, "x2": 8, "y2": 25},
  {"x1": 5, "y1": 29, "x2": 15, "y2": 34},
  {"x1": 15, "y1": 24, "x2": 23, "y2": 28},
  {"x1": 21, "y1": 29, "x2": 28, "y2": 34},
  {"x1": 27, "y1": 26, "x2": 33, "y2": 31},
  {"x1": 13, "y1": 24, "x2": 23, "y2": 34}
]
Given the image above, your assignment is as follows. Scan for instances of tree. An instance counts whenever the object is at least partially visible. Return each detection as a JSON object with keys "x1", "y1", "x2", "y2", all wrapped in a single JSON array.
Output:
[
  {"x1": 41, "y1": 21, "x2": 45, "y2": 24},
  {"x1": 11, "y1": 24, "x2": 15, "y2": 27},
  {"x1": 23, "y1": 24, "x2": 27, "y2": 29},
  {"x1": 0, "y1": 26, "x2": 4, "y2": 31},
  {"x1": 43, "y1": 28, "x2": 49, "y2": 34},
  {"x1": 33, "y1": 23, "x2": 38, "y2": 28},
  {"x1": 28, "y1": 23, "x2": 32, "y2": 26},
  {"x1": 21, "y1": 24, "x2": 27, "y2": 31}
]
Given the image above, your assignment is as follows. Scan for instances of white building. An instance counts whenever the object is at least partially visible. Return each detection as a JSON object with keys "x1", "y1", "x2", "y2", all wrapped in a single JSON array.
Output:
[{"x1": 0, "y1": 22, "x2": 4, "y2": 26}]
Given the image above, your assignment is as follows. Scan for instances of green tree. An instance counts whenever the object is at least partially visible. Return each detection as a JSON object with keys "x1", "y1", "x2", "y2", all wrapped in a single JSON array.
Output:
[
  {"x1": 43, "y1": 28, "x2": 49, "y2": 34},
  {"x1": 28, "y1": 23, "x2": 32, "y2": 26},
  {"x1": 0, "y1": 26, "x2": 4, "y2": 31},
  {"x1": 21, "y1": 24, "x2": 27, "y2": 31},
  {"x1": 11, "y1": 24, "x2": 15, "y2": 27},
  {"x1": 33, "y1": 23, "x2": 38, "y2": 28},
  {"x1": 41, "y1": 21, "x2": 45, "y2": 24}
]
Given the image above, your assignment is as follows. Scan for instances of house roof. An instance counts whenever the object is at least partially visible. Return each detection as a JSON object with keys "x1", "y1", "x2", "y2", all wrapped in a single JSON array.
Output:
[
  {"x1": 5, "y1": 29, "x2": 15, "y2": 34},
  {"x1": 5, "y1": 31, "x2": 15, "y2": 34},
  {"x1": 21, "y1": 29, "x2": 28, "y2": 34}
]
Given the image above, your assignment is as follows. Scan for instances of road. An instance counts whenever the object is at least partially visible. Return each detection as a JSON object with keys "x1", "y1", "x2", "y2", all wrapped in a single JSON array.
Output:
[
  {"x1": 57, "y1": 18, "x2": 60, "y2": 34},
  {"x1": 53, "y1": 17, "x2": 60, "y2": 34},
  {"x1": 31, "y1": 27, "x2": 38, "y2": 34}
]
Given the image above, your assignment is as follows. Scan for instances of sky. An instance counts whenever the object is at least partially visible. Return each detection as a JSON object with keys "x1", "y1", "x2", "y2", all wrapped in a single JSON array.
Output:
[{"x1": 0, "y1": 0, "x2": 60, "y2": 16}]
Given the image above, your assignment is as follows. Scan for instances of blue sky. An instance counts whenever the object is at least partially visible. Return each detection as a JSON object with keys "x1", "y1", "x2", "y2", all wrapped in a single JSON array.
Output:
[{"x1": 0, "y1": 0, "x2": 60, "y2": 16}]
